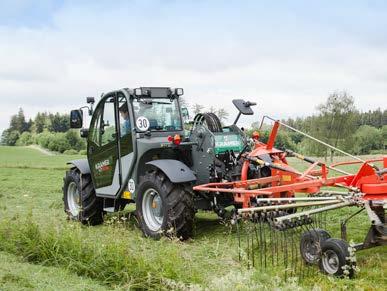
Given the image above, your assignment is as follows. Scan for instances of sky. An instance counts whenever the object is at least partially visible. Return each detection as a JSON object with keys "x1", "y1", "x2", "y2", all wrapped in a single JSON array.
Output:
[{"x1": 0, "y1": 0, "x2": 387, "y2": 132}]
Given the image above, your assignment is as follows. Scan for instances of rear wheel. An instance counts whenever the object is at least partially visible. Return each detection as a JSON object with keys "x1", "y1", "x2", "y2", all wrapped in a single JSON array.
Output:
[
  {"x1": 63, "y1": 168, "x2": 104, "y2": 225},
  {"x1": 136, "y1": 170, "x2": 195, "y2": 240}
]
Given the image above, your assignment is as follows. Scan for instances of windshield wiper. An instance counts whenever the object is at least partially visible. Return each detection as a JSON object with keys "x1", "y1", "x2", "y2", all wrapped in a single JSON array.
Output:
[{"x1": 139, "y1": 99, "x2": 172, "y2": 105}]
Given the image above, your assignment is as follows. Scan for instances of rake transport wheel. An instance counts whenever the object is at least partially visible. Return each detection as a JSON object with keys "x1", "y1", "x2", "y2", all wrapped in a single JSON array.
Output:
[
  {"x1": 319, "y1": 238, "x2": 355, "y2": 278},
  {"x1": 136, "y1": 170, "x2": 195, "y2": 240},
  {"x1": 300, "y1": 229, "x2": 331, "y2": 264},
  {"x1": 63, "y1": 168, "x2": 104, "y2": 225}
]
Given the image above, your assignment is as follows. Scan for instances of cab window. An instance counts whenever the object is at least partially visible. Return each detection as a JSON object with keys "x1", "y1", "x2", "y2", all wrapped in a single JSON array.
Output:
[
  {"x1": 132, "y1": 98, "x2": 182, "y2": 131},
  {"x1": 101, "y1": 97, "x2": 117, "y2": 146},
  {"x1": 118, "y1": 96, "x2": 131, "y2": 137}
]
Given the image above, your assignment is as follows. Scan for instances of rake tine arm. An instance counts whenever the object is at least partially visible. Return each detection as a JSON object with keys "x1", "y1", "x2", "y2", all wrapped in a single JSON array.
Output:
[
  {"x1": 238, "y1": 200, "x2": 343, "y2": 214},
  {"x1": 254, "y1": 196, "x2": 344, "y2": 202},
  {"x1": 274, "y1": 201, "x2": 353, "y2": 224}
]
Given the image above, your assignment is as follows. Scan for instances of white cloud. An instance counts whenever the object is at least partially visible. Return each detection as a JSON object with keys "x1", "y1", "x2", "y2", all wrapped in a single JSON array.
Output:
[{"x1": 0, "y1": 1, "x2": 386, "y2": 133}]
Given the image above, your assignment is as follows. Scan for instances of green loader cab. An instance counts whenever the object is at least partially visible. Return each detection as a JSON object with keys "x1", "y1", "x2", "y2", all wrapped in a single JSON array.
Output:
[{"x1": 64, "y1": 87, "x2": 256, "y2": 239}]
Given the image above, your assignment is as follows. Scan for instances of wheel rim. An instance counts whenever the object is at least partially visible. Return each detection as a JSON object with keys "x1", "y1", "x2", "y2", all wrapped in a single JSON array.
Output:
[
  {"x1": 302, "y1": 238, "x2": 320, "y2": 263},
  {"x1": 322, "y1": 250, "x2": 340, "y2": 274},
  {"x1": 67, "y1": 181, "x2": 80, "y2": 216},
  {"x1": 142, "y1": 188, "x2": 164, "y2": 232}
]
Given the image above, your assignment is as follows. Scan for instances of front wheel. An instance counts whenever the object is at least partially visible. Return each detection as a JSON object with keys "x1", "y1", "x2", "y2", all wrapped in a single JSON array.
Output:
[
  {"x1": 136, "y1": 170, "x2": 195, "y2": 240},
  {"x1": 63, "y1": 168, "x2": 104, "y2": 225}
]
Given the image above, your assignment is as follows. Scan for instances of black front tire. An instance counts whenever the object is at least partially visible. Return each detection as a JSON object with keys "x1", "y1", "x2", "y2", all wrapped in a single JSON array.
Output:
[
  {"x1": 319, "y1": 238, "x2": 356, "y2": 278},
  {"x1": 136, "y1": 170, "x2": 195, "y2": 240},
  {"x1": 300, "y1": 228, "x2": 331, "y2": 264},
  {"x1": 63, "y1": 168, "x2": 104, "y2": 225}
]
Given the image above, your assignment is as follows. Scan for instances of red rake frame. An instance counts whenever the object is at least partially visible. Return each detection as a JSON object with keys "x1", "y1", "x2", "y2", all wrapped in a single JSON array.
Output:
[{"x1": 193, "y1": 119, "x2": 387, "y2": 209}]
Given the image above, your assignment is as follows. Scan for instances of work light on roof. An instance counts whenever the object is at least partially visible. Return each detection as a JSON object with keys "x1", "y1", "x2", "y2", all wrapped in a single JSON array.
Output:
[
  {"x1": 175, "y1": 88, "x2": 184, "y2": 96},
  {"x1": 134, "y1": 88, "x2": 142, "y2": 96}
]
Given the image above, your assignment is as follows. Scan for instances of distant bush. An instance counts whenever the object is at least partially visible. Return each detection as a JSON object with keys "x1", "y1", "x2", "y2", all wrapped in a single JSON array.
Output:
[
  {"x1": 47, "y1": 133, "x2": 71, "y2": 153},
  {"x1": 36, "y1": 131, "x2": 53, "y2": 148},
  {"x1": 63, "y1": 149, "x2": 79, "y2": 155},
  {"x1": 65, "y1": 130, "x2": 86, "y2": 151},
  {"x1": 33, "y1": 130, "x2": 86, "y2": 153},
  {"x1": 79, "y1": 149, "x2": 87, "y2": 155},
  {"x1": 16, "y1": 132, "x2": 34, "y2": 146},
  {"x1": 353, "y1": 125, "x2": 383, "y2": 155},
  {"x1": 370, "y1": 149, "x2": 387, "y2": 155}
]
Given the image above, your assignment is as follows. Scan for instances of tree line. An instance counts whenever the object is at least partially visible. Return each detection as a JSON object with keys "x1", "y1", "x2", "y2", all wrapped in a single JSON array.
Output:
[
  {"x1": 1, "y1": 92, "x2": 386, "y2": 157},
  {"x1": 1, "y1": 109, "x2": 85, "y2": 154},
  {"x1": 250, "y1": 91, "x2": 386, "y2": 159}
]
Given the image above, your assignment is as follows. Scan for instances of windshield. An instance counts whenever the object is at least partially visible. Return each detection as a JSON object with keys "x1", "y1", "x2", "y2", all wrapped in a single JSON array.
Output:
[{"x1": 132, "y1": 98, "x2": 182, "y2": 131}]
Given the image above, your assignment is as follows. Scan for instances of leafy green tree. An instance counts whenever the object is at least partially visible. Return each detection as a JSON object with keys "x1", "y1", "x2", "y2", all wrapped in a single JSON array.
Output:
[
  {"x1": 316, "y1": 91, "x2": 356, "y2": 160},
  {"x1": 1, "y1": 129, "x2": 20, "y2": 146},
  {"x1": 382, "y1": 125, "x2": 387, "y2": 150},
  {"x1": 353, "y1": 125, "x2": 383, "y2": 154},
  {"x1": 298, "y1": 115, "x2": 329, "y2": 157}
]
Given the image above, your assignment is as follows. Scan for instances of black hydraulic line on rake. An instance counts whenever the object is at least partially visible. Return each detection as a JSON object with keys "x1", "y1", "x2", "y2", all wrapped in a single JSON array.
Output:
[{"x1": 341, "y1": 208, "x2": 365, "y2": 242}]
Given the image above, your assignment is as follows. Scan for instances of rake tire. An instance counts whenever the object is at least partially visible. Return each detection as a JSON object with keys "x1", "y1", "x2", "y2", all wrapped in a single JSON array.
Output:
[
  {"x1": 300, "y1": 228, "x2": 330, "y2": 264},
  {"x1": 319, "y1": 238, "x2": 355, "y2": 278}
]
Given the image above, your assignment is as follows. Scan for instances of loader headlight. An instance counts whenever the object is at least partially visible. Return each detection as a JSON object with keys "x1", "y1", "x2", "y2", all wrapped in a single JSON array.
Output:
[
  {"x1": 175, "y1": 88, "x2": 184, "y2": 96},
  {"x1": 134, "y1": 88, "x2": 142, "y2": 96}
]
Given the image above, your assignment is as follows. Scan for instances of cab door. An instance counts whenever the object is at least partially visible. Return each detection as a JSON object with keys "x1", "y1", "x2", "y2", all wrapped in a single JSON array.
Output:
[{"x1": 87, "y1": 94, "x2": 121, "y2": 196}]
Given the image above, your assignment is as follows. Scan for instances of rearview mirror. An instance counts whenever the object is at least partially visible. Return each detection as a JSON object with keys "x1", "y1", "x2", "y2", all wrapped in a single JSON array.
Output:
[
  {"x1": 70, "y1": 110, "x2": 83, "y2": 128},
  {"x1": 232, "y1": 99, "x2": 256, "y2": 115}
]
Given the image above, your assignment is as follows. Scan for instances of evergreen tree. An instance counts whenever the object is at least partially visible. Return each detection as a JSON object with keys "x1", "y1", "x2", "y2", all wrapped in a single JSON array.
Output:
[
  {"x1": 9, "y1": 108, "x2": 28, "y2": 133},
  {"x1": 34, "y1": 112, "x2": 46, "y2": 133}
]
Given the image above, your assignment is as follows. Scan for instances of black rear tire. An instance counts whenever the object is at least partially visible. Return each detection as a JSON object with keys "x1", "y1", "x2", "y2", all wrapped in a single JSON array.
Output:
[
  {"x1": 63, "y1": 168, "x2": 104, "y2": 225},
  {"x1": 136, "y1": 170, "x2": 195, "y2": 240},
  {"x1": 319, "y1": 238, "x2": 356, "y2": 278},
  {"x1": 300, "y1": 228, "x2": 331, "y2": 264}
]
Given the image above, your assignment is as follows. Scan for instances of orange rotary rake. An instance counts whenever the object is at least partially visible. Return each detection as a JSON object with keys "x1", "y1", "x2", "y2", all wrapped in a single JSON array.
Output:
[{"x1": 193, "y1": 117, "x2": 386, "y2": 278}]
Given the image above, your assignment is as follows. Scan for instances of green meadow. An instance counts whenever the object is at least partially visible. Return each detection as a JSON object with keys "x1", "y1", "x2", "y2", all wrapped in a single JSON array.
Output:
[{"x1": 0, "y1": 146, "x2": 386, "y2": 290}]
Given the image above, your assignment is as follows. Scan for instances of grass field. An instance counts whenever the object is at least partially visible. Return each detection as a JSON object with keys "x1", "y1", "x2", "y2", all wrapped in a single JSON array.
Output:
[{"x1": 0, "y1": 146, "x2": 386, "y2": 290}]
